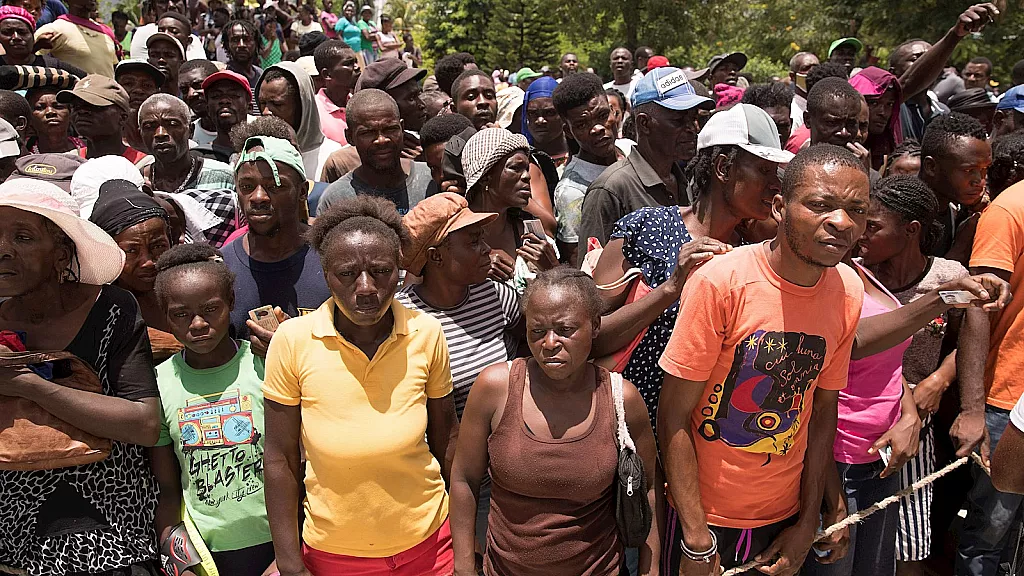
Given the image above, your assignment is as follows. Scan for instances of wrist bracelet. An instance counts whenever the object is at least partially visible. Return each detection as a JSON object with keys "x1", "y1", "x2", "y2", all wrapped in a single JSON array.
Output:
[{"x1": 681, "y1": 529, "x2": 717, "y2": 563}]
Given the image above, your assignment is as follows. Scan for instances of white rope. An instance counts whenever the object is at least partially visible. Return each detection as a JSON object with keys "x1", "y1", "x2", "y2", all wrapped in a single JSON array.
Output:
[{"x1": 721, "y1": 453, "x2": 988, "y2": 576}]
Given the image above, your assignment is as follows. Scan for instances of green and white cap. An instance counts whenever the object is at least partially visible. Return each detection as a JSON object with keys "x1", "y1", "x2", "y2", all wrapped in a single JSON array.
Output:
[{"x1": 697, "y1": 103, "x2": 794, "y2": 164}]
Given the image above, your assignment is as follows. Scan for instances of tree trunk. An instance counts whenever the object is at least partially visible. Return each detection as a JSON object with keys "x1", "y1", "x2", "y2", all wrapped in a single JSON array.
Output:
[{"x1": 621, "y1": 0, "x2": 639, "y2": 48}]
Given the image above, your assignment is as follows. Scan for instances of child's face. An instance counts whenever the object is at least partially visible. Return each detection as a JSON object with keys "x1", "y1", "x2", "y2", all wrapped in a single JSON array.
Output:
[{"x1": 163, "y1": 272, "x2": 234, "y2": 356}]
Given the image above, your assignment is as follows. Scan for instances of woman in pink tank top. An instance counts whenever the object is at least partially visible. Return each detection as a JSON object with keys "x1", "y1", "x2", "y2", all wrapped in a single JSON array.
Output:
[
  {"x1": 448, "y1": 267, "x2": 661, "y2": 576},
  {"x1": 805, "y1": 175, "x2": 1001, "y2": 576}
]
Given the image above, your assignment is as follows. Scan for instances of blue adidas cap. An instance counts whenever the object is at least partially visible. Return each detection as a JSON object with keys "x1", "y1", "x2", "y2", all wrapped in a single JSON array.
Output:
[
  {"x1": 997, "y1": 85, "x2": 1024, "y2": 113},
  {"x1": 631, "y1": 66, "x2": 715, "y2": 111}
]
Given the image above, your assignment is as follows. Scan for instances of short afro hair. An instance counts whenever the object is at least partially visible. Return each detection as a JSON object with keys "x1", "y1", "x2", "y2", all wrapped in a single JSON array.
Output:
[
  {"x1": 307, "y1": 195, "x2": 408, "y2": 265},
  {"x1": 230, "y1": 115, "x2": 297, "y2": 152},
  {"x1": 783, "y1": 144, "x2": 868, "y2": 199},
  {"x1": 179, "y1": 59, "x2": 219, "y2": 79},
  {"x1": 806, "y1": 61, "x2": 849, "y2": 93},
  {"x1": 552, "y1": 72, "x2": 605, "y2": 117},
  {"x1": 313, "y1": 39, "x2": 354, "y2": 73},
  {"x1": 741, "y1": 82, "x2": 793, "y2": 110},
  {"x1": 988, "y1": 131, "x2": 1024, "y2": 197},
  {"x1": 806, "y1": 77, "x2": 860, "y2": 116},
  {"x1": 450, "y1": 69, "x2": 492, "y2": 101},
  {"x1": 0, "y1": 89, "x2": 31, "y2": 125},
  {"x1": 257, "y1": 68, "x2": 299, "y2": 102},
  {"x1": 921, "y1": 111, "x2": 987, "y2": 161},
  {"x1": 1012, "y1": 59, "x2": 1024, "y2": 87},
  {"x1": 154, "y1": 243, "x2": 235, "y2": 307},
  {"x1": 419, "y1": 113, "x2": 472, "y2": 148},
  {"x1": 434, "y1": 52, "x2": 477, "y2": 96},
  {"x1": 157, "y1": 11, "x2": 191, "y2": 34},
  {"x1": 346, "y1": 88, "x2": 400, "y2": 126},
  {"x1": 966, "y1": 56, "x2": 993, "y2": 74},
  {"x1": 522, "y1": 265, "x2": 603, "y2": 327},
  {"x1": 890, "y1": 39, "x2": 927, "y2": 70}
]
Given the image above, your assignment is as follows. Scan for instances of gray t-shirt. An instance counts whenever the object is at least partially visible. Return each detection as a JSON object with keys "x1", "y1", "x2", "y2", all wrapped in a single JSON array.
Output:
[
  {"x1": 317, "y1": 161, "x2": 432, "y2": 215},
  {"x1": 554, "y1": 156, "x2": 612, "y2": 244}
]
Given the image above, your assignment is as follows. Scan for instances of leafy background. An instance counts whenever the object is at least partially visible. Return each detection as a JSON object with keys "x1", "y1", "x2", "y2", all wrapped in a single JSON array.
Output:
[{"x1": 394, "y1": 0, "x2": 1020, "y2": 85}]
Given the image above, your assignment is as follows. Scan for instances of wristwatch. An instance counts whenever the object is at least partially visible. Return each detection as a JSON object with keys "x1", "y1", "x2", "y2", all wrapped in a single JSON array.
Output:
[{"x1": 681, "y1": 529, "x2": 718, "y2": 563}]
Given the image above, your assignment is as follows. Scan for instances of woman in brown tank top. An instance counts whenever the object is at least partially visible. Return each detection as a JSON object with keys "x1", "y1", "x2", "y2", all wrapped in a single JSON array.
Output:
[{"x1": 449, "y1": 267, "x2": 661, "y2": 576}]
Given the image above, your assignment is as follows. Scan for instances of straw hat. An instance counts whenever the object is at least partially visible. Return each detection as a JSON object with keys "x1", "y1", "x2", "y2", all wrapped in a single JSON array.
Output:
[{"x1": 0, "y1": 179, "x2": 125, "y2": 285}]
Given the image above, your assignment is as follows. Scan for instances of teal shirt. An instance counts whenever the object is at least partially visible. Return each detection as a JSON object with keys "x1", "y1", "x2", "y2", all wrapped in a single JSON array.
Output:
[
  {"x1": 335, "y1": 17, "x2": 362, "y2": 53},
  {"x1": 155, "y1": 341, "x2": 271, "y2": 552}
]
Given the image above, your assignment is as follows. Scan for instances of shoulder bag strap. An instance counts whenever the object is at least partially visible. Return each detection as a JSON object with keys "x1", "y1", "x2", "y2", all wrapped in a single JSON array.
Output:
[{"x1": 610, "y1": 371, "x2": 636, "y2": 452}]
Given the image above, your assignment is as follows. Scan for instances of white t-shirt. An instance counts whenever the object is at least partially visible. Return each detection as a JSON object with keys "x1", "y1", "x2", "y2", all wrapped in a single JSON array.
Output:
[
  {"x1": 192, "y1": 119, "x2": 217, "y2": 146},
  {"x1": 377, "y1": 31, "x2": 400, "y2": 59},
  {"x1": 791, "y1": 93, "x2": 807, "y2": 130},
  {"x1": 1011, "y1": 393, "x2": 1024, "y2": 432},
  {"x1": 603, "y1": 69, "x2": 643, "y2": 99},
  {"x1": 290, "y1": 20, "x2": 324, "y2": 36},
  {"x1": 131, "y1": 23, "x2": 207, "y2": 61}
]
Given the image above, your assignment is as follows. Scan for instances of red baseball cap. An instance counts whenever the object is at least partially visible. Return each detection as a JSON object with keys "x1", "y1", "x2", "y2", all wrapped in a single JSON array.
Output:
[
  {"x1": 646, "y1": 55, "x2": 670, "y2": 73},
  {"x1": 201, "y1": 70, "x2": 252, "y2": 95}
]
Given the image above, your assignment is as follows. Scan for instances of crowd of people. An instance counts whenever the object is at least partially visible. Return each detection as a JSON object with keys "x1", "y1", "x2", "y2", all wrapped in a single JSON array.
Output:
[{"x1": 3, "y1": 0, "x2": 1024, "y2": 576}]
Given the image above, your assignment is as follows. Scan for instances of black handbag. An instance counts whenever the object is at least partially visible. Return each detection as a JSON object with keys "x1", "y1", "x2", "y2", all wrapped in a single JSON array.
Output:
[{"x1": 610, "y1": 371, "x2": 652, "y2": 547}]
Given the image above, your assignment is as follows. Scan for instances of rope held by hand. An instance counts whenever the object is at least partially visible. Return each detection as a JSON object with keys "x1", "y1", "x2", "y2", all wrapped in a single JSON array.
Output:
[{"x1": 720, "y1": 453, "x2": 986, "y2": 576}]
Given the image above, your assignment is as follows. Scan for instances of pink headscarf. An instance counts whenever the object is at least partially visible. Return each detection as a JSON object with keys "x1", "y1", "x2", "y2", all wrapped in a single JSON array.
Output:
[
  {"x1": 714, "y1": 83, "x2": 745, "y2": 109},
  {"x1": 850, "y1": 67, "x2": 904, "y2": 153},
  {"x1": 0, "y1": 6, "x2": 36, "y2": 31}
]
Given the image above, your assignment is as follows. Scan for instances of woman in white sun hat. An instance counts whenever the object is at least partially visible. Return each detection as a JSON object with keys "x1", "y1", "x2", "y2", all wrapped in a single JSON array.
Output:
[{"x1": 0, "y1": 179, "x2": 164, "y2": 575}]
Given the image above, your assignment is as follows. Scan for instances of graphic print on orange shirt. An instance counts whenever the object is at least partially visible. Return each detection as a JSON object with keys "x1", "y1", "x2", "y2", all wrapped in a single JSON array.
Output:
[{"x1": 697, "y1": 329, "x2": 826, "y2": 460}]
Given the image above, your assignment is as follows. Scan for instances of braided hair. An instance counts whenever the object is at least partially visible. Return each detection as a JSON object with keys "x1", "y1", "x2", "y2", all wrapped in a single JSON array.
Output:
[
  {"x1": 883, "y1": 139, "x2": 921, "y2": 175},
  {"x1": 988, "y1": 131, "x2": 1024, "y2": 198},
  {"x1": 522, "y1": 265, "x2": 602, "y2": 327},
  {"x1": 684, "y1": 145, "x2": 739, "y2": 199},
  {"x1": 221, "y1": 19, "x2": 263, "y2": 53},
  {"x1": 154, "y1": 244, "x2": 235, "y2": 308},
  {"x1": 871, "y1": 174, "x2": 943, "y2": 253}
]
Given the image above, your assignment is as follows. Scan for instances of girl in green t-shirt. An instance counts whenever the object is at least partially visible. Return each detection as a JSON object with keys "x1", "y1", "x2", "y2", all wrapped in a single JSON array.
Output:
[{"x1": 151, "y1": 244, "x2": 276, "y2": 576}]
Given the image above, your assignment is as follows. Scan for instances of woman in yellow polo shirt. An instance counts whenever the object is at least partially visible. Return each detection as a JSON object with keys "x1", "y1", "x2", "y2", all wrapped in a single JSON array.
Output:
[{"x1": 262, "y1": 195, "x2": 460, "y2": 576}]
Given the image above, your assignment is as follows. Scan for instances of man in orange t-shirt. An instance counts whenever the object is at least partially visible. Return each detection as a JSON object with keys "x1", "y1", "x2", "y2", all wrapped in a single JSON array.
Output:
[
  {"x1": 961, "y1": 177, "x2": 1024, "y2": 573},
  {"x1": 658, "y1": 145, "x2": 868, "y2": 575}
]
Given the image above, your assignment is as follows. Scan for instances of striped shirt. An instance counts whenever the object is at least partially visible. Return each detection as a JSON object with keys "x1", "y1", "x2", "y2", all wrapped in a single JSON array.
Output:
[{"x1": 396, "y1": 281, "x2": 521, "y2": 417}]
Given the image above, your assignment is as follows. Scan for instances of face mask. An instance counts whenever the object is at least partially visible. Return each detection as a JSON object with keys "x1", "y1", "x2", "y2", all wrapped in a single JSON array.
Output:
[{"x1": 795, "y1": 73, "x2": 808, "y2": 91}]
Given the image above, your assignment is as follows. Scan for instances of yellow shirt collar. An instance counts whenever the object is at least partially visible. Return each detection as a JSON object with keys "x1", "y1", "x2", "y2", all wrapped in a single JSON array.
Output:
[{"x1": 311, "y1": 297, "x2": 414, "y2": 340}]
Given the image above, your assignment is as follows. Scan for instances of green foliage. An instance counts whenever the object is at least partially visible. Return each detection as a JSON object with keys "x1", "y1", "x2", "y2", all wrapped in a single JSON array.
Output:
[
  {"x1": 419, "y1": 0, "x2": 1021, "y2": 87},
  {"x1": 484, "y1": 0, "x2": 560, "y2": 70},
  {"x1": 422, "y1": 0, "x2": 491, "y2": 64}
]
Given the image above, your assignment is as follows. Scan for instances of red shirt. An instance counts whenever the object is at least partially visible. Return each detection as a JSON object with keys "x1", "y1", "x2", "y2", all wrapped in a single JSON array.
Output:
[{"x1": 79, "y1": 146, "x2": 148, "y2": 164}]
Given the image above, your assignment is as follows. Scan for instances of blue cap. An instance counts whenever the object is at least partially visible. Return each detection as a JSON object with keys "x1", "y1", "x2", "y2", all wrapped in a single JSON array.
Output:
[
  {"x1": 997, "y1": 86, "x2": 1024, "y2": 112},
  {"x1": 631, "y1": 67, "x2": 715, "y2": 111}
]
